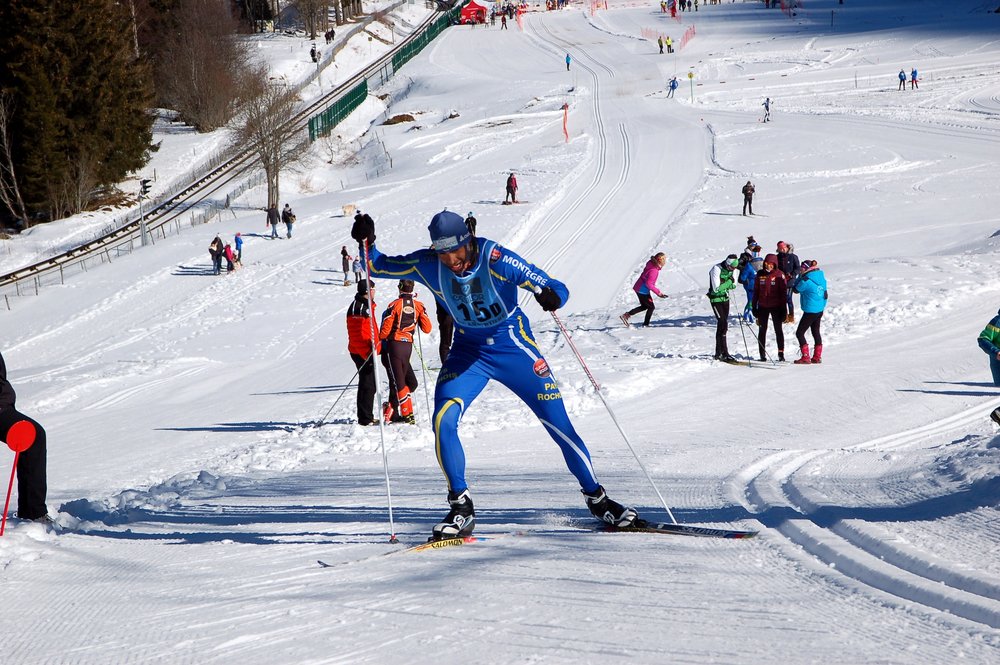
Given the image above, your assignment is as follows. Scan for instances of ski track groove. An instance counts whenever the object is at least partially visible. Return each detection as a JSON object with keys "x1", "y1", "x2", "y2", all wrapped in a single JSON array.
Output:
[{"x1": 743, "y1": 398, "x2": 1000, "y2": 628}]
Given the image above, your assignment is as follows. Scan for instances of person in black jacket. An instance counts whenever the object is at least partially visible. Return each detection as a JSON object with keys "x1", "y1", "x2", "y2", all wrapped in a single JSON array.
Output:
[
  {"x1": 776, "y1": 241, "x2": 801, "y2": 323},
  {"x1": 742, "y1": 181, "x2": 755, "y2": 216},
  {"x1": 0, "y1": 351, "x2": 49, "y2": 522}
]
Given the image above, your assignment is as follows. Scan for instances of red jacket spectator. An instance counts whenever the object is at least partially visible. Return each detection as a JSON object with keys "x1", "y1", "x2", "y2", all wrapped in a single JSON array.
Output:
[{"x1": 753, "y1": 254, "x2": 788, "y2": 309}]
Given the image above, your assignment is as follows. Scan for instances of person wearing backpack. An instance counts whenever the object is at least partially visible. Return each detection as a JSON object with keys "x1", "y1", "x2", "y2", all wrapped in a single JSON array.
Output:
[{"x1": 792, "y1": 260, "x2": 827, "y2": 364}]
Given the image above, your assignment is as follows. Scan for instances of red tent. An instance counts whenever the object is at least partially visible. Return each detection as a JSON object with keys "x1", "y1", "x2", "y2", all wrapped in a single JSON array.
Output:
[{"x1": 460, "y1": 0, "x2": 489, "y2": 24}]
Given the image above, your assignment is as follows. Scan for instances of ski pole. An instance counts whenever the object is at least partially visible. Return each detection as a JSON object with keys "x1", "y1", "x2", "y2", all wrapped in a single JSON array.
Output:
[
  {"x1": 362, "y1": 239, "x2": 398, "y2": 544},
  {"x1": 314, "y1": 358, "x2": 366, "y2": 428},
  {"x1": 546, "y1": 308, "x2": 678, "y2": 524},
  {"x1": 731, "y1": 291, "x2": 752, "y2": 365},
  {"x1": 414, "y1": 328, "x2": 433, "y2": 423}
]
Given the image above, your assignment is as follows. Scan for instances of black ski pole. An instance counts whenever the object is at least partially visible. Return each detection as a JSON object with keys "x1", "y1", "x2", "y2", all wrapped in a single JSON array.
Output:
[{"x1": 314, "y1": 357, "x2": 367, "y2": 427}]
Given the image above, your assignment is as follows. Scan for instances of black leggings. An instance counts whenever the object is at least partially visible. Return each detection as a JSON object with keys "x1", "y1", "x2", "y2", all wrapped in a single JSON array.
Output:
[
  {"x1": 0, "y1": 407, "x2": 47, "y2": 519},
  {"x1": 795, "y1": 311, "x2": 823, "y2": 346},
  {"x1": 757, "y1": 306, "x2": 786, "y2": 359},
  {"x1": 381, "y1": 341, "x2": 418, "y2": 417},
  {"x1": 627, "y1": 293, "x2": 656, "y2": 326}
]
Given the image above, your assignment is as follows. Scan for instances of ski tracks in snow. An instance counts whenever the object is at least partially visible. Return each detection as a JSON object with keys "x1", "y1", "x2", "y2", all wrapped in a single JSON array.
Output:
[{"x1": 736, "y1": 401, "x2": 1000, "y2": 629}]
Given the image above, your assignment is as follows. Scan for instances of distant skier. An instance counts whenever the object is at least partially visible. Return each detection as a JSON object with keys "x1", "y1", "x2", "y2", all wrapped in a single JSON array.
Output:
[
  {"x1": 761, "y1": 97, "x2": 771, "y2": 122},
  {"x1": 620, "y1": 252, "x2": 668, "y2": 328},
  {"x1": 566, "y1": 53, "x2": 571, "y2": 71},
  {"x1": 742, "y1": 181, "x2": 755, "y2": 216},
  {"x1": 666, "y1": 76, "x2": 678, "y2": 98},
  {"x1": 707, "y1": 254, "x2": 740, "y2": 362},
  {"x1": 352, "y1": 210, "x2": 639, "y2": 539},
  {"x1": 464, "y1": 211, "x2": 477, "y2": 236},
  {"x1": 792, "y1": 260, "x2": 827, "y2": 364},
  {"x1": 504, "y1": 172, "x2": 518, "y2": 203},
  {"x1": 910, "y1": 67, "x2": 919, "y2": 90},
  {"x1": 898, "y1": 69, "x2": 906, "y2": 91}
]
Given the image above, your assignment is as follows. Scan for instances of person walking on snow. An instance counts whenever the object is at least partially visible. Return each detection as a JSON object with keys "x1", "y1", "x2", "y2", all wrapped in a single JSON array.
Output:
[
  {"x1": 910, "y1": 67, "x2": 919, "y2": 90},
  {"x1": 791, "y1": 260, "x2": 827, "y2": 364},
  {"x1": 266, "y1": 203, "x2": 280, "y2": 239},
  {"x1": 352, "y1": 210, "x2": 639, "y2": 540},
  {"x1": 620, "y1": 252, "x2": 668, "y2": 328},
  {"x1": 566, "y1": 53, "x2": 571, "y2": 71},
  {"x1": 898, "y1": 69, "x2": 906, "y2": 91},
  {"x1": 708, "y1": 254, "x2": 740, "y2": 362},
  {"x1": 346, "y1": 280, "x2": 380, "y2": 426},
  {"x1": 378, "y1": 279, "x2": 433, "y2": 424},
  {"x1": 761, "y1": 97, "x2": 771, "y2": 122},
  {"x1": 281, "y1": 204, "x2": 296, "y2": 239},
  {"x1": 666, "y1": 76, "x2": 678, "y2": 98},
  {"x1": 742, "y1": 181, "x2": 755, "y2": 216},
  {"x1": 0, "y1": 350, "x2": 51, "y2": 523},
  {"x1": 352, "y1": 257, "x2": 363, "y2": 285},
  {"x1": 657, "y1": 36, "x2": 664, "y2": 54},
  {"x1": 504, "y1": 172, "x2": 518, "y2": 204},
  {"x1": 752, "y1": 254, "x2": 788, "y2": 362}
]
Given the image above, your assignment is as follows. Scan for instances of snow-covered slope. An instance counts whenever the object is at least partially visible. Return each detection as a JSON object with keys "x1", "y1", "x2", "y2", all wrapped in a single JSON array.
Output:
[{"x1": 2, "y1": 1, "x2": 999, "y2": 663}]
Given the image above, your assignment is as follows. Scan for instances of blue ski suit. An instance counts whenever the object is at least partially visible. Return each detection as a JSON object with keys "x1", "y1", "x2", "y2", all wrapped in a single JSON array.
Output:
[{"x1": 366, "y1": 237, "x2": 601, "y2": 495}]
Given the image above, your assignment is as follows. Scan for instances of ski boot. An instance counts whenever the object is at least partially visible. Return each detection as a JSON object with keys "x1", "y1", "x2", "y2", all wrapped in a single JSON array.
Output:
[
  {"x1": 431, "y1": 490, "x2": 476, "y2": 541},
  {"x1": 584, "y1": 485, "x2": 638, "y2": 528}
]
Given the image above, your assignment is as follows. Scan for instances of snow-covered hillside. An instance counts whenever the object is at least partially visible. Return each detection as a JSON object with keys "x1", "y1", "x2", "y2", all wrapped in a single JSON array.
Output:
[{"x1": 2, "y1": 1, "x2": 999, "y2": 663}]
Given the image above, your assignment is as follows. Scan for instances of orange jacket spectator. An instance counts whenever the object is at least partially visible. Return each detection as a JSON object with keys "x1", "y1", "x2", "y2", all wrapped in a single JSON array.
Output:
[{"x1": 347, "y1": 281, "x2": 381, "y2": 357}]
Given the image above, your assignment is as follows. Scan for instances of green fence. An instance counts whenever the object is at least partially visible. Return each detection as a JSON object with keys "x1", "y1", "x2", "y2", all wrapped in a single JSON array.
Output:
[
  {"x1": 308, "y1": 7, "x2": 462, "y2": 142},
  {"x1": 308, "y1": 79, "x2": 368, "y2": 141}
]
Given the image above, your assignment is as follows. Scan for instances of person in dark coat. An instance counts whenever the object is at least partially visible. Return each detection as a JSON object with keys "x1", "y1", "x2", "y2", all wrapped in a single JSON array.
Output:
[
  {"x1": 0, "y1": 351, "x2": 49, "y2": 522},
  {"x1": 346, "y1": 281, "x2": 380, "y2": 426},
  {"x1": 776, "y1": 241, "x2": 801, "y2": 323},
  {"x1": 209, "y1": 235, "x2": 224, "y2": 275},
  {"x1": 281, "y1": 204, "x2": 296, "y2": 239},
  {"x1": 752, "y1": 254, "x2": 788, "y2": 361},
  {"x1": 266, "y1": 204, "x2": 280, "y2": 239},
  {"x1": 505, "y1": 173, "x2": 518, "y2": 203},
  {"x1": 742, "y1": 181, "x2": 755, "y2": 216}
]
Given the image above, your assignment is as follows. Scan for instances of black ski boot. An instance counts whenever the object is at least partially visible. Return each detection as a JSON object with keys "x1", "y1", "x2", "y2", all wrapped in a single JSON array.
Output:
[
  {"x1": 583, "y1": 485, "x2": 638, "y2": 527},
  {"x1": 431, "y1": 489, "x2": 476, "y2": 541}
]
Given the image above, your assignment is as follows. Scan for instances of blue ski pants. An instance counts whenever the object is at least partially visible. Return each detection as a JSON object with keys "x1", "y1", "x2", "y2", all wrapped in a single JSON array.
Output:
[{"x1": 432, "y1": 313, "x2": 600, "y2": 495}]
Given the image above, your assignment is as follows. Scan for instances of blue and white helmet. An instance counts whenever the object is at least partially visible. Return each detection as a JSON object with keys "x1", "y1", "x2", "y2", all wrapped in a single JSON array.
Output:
[{"x1": 428, "y1": 210, "x2": 471, "y2": 253}]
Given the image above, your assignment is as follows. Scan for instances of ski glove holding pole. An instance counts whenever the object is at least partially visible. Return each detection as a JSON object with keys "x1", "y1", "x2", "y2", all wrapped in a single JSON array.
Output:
[
  {"x1": 351, "y1": 215, "x2": 376, "y2": 247},
  {"x1": 534, "y1": 286, "x2": 562, "y2": 311}
]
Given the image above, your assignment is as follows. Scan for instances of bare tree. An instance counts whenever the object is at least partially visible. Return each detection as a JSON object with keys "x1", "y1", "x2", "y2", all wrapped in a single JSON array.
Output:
[
  {"x1": 296, "y1": 0, "x2": 330, "y2": 40},
  {"x1": 157, "y1": 0, "x2": 252, "y2": 131},
  {"x1": 0, "y1": 91, "x2": 28, "y2": 226},
  {"x1": 231, "y1": 70, "x2": 310, "y2": 208}
]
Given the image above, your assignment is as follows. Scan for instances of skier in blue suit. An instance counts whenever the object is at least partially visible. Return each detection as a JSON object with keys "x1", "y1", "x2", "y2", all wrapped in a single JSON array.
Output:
[{"x1": 352, "y1": 210, "x2": 638, "y2": 540}]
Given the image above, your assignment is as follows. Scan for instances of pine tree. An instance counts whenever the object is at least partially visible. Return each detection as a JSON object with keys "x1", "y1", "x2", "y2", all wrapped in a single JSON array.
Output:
[{"x1": 0, "y1": 0, "x2": 153, "y2": 222}]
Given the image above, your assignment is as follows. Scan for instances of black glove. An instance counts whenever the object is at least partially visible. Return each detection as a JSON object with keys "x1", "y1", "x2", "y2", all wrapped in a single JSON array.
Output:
[
  {"x1": 534, "y1": 286, "x2": 561, "y2": 312},
  {"x1": 351, "y1": 214, "x2": 375, "y2": 246}
]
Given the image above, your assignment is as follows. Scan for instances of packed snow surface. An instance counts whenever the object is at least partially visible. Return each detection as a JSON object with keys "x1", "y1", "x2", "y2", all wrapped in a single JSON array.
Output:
[{"x1": 2, "y1": 1, "x2": 1000, "y2": 663}]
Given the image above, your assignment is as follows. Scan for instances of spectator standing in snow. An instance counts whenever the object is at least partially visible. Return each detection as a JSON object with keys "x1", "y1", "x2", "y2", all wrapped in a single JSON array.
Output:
[
  {"x1": 266, "y1": 204, "x2": 280, "y2": 239},
  {"x1": 977, "y1": 309, "x2": 1000, "y2": 389},
  {"x1": 762, "y1": 97, "x2": 771, "y2": 122},
  {"x1": 379, "y1": 279, "x2": 433, "y2": 424},
  {"x1": 341, "y1": 246, "x2": 353, "y2": 285},
  {"x1": 223, "y1": 243, "x2": 236, "y2": 273},
  {"x1": 666, "y1": 76, "x2": 678, "y2": 98},
  {"x1": 281, "y1": 204, "x2": 296, "y2": 239},
  {"x1": 209, "y1": 235, "x2": 224, "y2": 275},
  {"x1": 910, "y1": 67, "x2": 919, "y2": 90},
  {"x1": 707, "y1": 254, "x2": 740, "y2": 362},
  {"x1": 346, "y1": 280, "x2": 380, "y2": 426},
  {"x1": 738, "y1": 240, "x2": 762, "y2": 322},
  {"x1": 500, "y1": 13, "x2": 507, "y2": 29},
  {"x1": 898, "y1": 69, "x2": 906, "y2": 91},
  {"x1": 465, "y1": 211, "x2": 477, "y2": 236},
  {"x1": 658, "y1": 36, "x2": 664, "y2": 54},
  {"x1": 234, "y1": 233, "x2": 244, "y2": 264},
  {"x1": 352, "y1": 210, "x2": 639, "y2": 540},
  {"x1": 753, "y1": 254, "x2": 788, "y2": 362},
  {"x1": 666, "y1": 35, "x2": 673, "y2": 53},
  {"x1": 776, "y1": 241, "x2": 801, "y2": 323},
  {"x1": 566, "y1": 53, "x2": 572, "y2": 71},
  {"x1": 352, "y1": 257, "x2": 363, "y2": 284},
  {"x1": 0, "y1": 351, "x2": 51, "y2": 524},
  {"x1": 505, "y1": 172, "x2": 518, "y2": 203},
  {"x1": 792, "y1": 260, "x2": 827, "y2": 364},
  {"x1": 620, "y1": 252, "x2": 668, "y2": 328},
  {"x1": 742, "y1": 181, "x2": 755, "y2": 216}
]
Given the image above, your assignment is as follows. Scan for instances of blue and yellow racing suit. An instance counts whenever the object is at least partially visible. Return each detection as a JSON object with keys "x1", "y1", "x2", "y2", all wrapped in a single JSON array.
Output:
[{"x1": 366, "y1": 237, "x2": 601, "y2": 494}]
